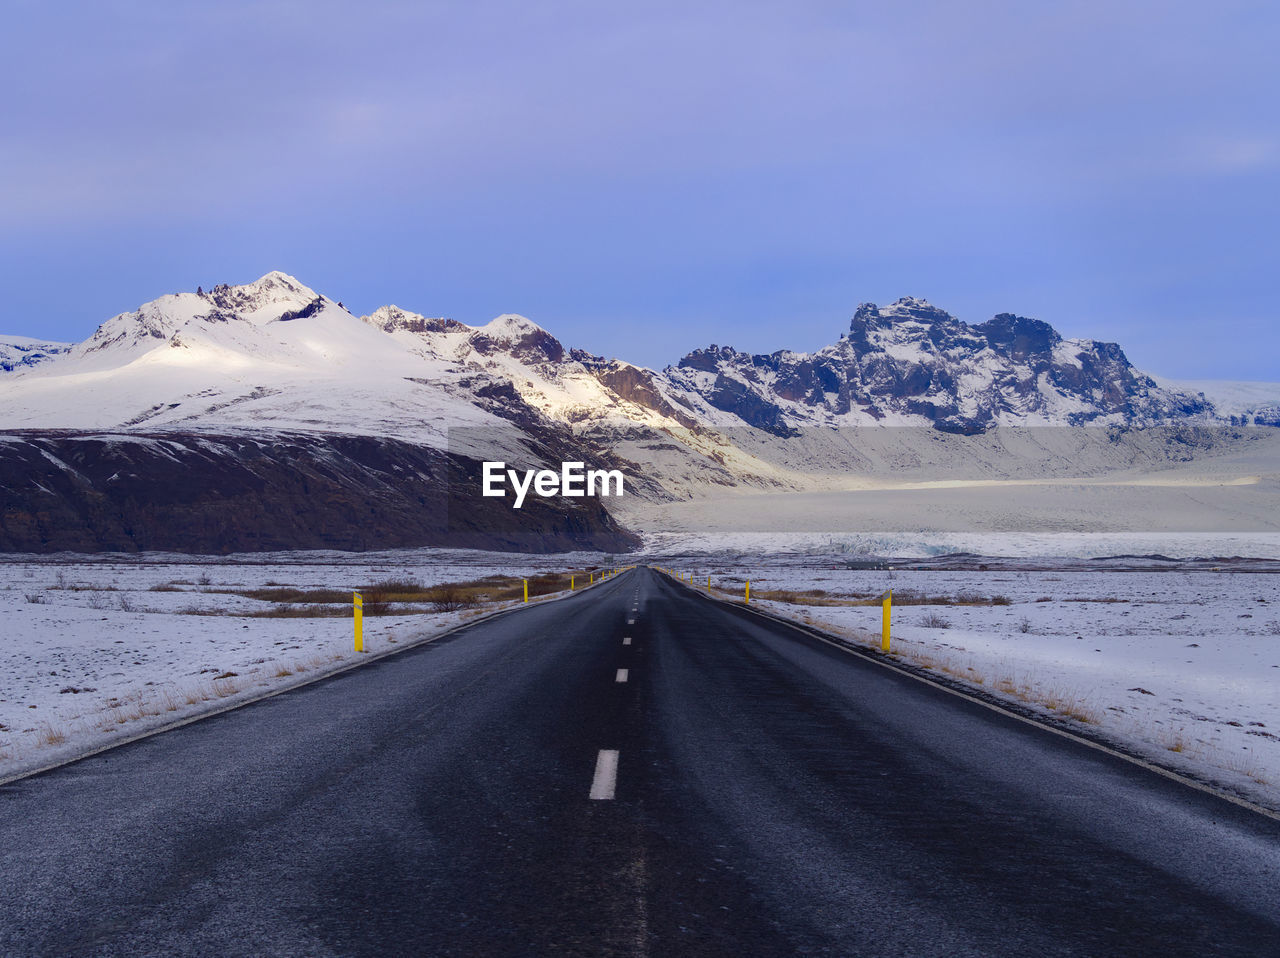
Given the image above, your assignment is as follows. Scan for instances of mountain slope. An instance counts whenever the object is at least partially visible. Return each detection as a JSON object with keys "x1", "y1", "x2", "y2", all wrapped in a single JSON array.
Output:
[
  {"x1": 1152, "y1": 376, "x2": 1280, "y2": 427},
  {"x1": 0, "y1": 432, "x2": 637, "y2": 554}
]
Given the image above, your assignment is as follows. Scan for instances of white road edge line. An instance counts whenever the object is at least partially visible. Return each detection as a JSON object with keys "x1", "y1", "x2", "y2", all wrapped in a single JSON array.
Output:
[
  {"x1": 724, "y1": 596, "x2": 1280, "y2": 824},
  {"x1": 590, "y1": 749, "x2": 619, "y2": 800},
  {"x1": 616, "y1": 668, "x2": 629, "y2": 683},
  {"x1": 0, "y1": 576, "x2": 591, "y2": 789}
]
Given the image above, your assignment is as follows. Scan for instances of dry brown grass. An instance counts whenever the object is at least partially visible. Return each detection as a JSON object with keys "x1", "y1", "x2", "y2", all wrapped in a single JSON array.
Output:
[
  {"x1": 1159, "y1": 727, "x2": 1190, "y2": 753},
  {"x1": 747, "y1": 588, "x2": 856, "y2": 606},
  {"x1": 752, "y1": 588, "x2": 1020, "y2": 608},
  {"x1": 995, "y1": 675, "x2": 1025, "y2": 696},
  {"x1": 212, "y1": 677, "x2": 241, "y2": 698},
  {"x1": 1220, "y1": 750, "x2": 1270, "y2": 785},
  {"x1": 156, "y1": 689, "x2": 181, "y2": 713},
  {"x1": 36, "y1": 723, "x2": 68, "y2": 747},
  {"x1": 1039, "y1": 686, "x2": 1102, "y2": 724},
  {"x1": 247, "y1": 604, "x2": 351, "y2": 618},
  {"x1": 199, "y1": 571, "x2": 590, "y2": 618},
  {"x1": 237, "y1": 586, "x2": 353, "y2": 604}
]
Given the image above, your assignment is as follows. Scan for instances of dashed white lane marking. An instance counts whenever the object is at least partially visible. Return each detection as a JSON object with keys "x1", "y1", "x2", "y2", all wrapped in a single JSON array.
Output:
[
  {"x1": 627, "y1": 618, "x2": 634, "y2": 625},
  {"x1": 616, "y1": 668, "x2": 629, "y2": 683},
  {"x1": 590, "y1": 749, "x2": 619, "y2": 800},
  {"x1": 623, "y1": 637, "x2": 632, "y2": 645}
]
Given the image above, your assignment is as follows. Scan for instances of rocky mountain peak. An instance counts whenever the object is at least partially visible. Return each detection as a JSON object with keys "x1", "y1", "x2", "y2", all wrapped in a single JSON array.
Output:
[
  {"x1": 852, "y1": 297, "x2": 957, "y2": 331},
  {"x1": 198, "y1": 271, "x2": 319, "y2": 322},
  {"x1": 662, "y1": 298, "x2": 1224, "y2": 432},
  {"x1": 469, "y1": 314, "x2": 565, "y2": 364},
  {"x1": 676, "y1": 344, "x2": 745, "y2": 374},
  {"x1": 363, "y1": 305, "x2": 465, "y2": 336},
  {"x1": 975, "y1": 313, "x2": 1062, "y2": 359}
]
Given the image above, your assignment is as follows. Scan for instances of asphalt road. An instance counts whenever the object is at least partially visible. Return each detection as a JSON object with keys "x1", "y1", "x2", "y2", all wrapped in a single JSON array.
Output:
[{"x1": 1, "y1": 567, "x2": 1278, "y2": 956}]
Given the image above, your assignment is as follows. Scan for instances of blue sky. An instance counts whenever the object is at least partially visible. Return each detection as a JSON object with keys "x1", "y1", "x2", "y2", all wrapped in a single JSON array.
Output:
[{"x1": 2, "y1": 1, "x2": 1277, "y2": 379}]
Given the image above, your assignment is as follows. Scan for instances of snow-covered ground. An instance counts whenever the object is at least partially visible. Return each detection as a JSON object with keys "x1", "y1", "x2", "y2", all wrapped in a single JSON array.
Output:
[
  {"x1": 675, "y1": 561, "x2": 1280, "y2": 808},
  {"x1": 0, "y1": 549, "x2": 608, "y2": 782},
  {"x1": 638, "y1": 530, "x2": 1280, "y2": 559}
]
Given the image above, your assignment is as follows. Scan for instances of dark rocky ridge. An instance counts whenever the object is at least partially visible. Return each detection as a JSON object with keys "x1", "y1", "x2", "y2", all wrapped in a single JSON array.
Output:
[
  {"x1": 0, "y1": 433, "x2": 639, "y2": 554},
  {"x1": 670, "y1": 298, "x2": 1217, "y2": 435}
]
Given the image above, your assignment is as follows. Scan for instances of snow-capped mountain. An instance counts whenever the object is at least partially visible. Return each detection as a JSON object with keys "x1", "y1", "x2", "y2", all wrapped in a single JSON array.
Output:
[
  {"x1": 0, "y1": 275, "x2": 1257, "y2": 440},
  {"x1": 664, "y1": 298, "x2": 1220, "y2": 435},
  {"x1": 1, "y1": 273, "x2": 1275, "y2": 553},
  {"x1": 0, "y1": 272, "x2": 688, "y2": 444}
]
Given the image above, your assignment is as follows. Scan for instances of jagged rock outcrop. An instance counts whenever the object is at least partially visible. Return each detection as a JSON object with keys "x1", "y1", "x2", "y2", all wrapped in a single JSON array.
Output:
[{"x1": 664, "y1": 297, "x2": 1217, "y2": 432}]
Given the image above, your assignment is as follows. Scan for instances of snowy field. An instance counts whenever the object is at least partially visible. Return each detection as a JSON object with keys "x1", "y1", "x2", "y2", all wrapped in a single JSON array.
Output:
[
  {"x1": 0, "y1": 549, "x2": 608, "y2": 782},
  {"x1": 674, "y1": 560, "x2": 1280, "y2": 809}
]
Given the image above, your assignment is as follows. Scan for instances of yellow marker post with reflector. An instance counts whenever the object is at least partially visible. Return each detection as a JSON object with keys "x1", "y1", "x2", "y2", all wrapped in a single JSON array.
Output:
[
  {"x1": 745, "y1": 580, "x2": 750, "y2": 603},
  {"x1": 881, "y1": 589, "x2": 892, "y2": 652},
  {"x1": 353, "y1": 591, "x2": 364, "y2": 653},
  {"x1": 571, "y1": 575, "x2": 575, "y2": 590},
  {"x1": 523, "y1": 579, "x2": 528, "y2": 603}
]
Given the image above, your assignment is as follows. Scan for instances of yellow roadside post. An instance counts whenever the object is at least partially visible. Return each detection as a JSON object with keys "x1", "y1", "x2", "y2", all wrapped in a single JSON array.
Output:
[
  {"x1": 590, "y1": 571, "x2": 594, "y2": 584},
  {"x1": 571, "y1": 574, "x2": 575, "y2": 591},
  {"x1": 881, "y1": 589, "x2": 892, "y2": 652},
  {"x1": 745, "y1": 580, "x2": 750, "y2": 603},
  {"x1": 353, "y1": 591, "x2": 364, "y2": 653},
  {"x1": 707, "y1": 574, "x2": 710, "y2": 591},
  {"x1": 523, "y1": 579, "x2": 529, "y2": 603}
]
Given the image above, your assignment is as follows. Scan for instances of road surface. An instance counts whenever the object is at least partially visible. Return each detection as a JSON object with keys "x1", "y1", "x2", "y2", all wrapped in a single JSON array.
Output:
[{"x1": 1, "y1": 567, "x2": 1278, "y2": 956}]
